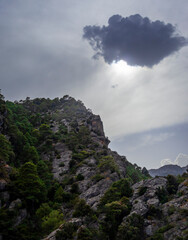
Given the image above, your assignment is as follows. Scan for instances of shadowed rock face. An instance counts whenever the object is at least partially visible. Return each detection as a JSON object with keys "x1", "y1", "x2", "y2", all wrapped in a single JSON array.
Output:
[{"x1": 149, "y1": 164, "x2": 188, "y2": 177}]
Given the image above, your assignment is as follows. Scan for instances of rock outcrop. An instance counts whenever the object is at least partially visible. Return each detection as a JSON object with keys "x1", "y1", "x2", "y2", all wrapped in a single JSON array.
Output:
[{"x1": 0, "y1": 95, "x2": 187, "y2": 240}]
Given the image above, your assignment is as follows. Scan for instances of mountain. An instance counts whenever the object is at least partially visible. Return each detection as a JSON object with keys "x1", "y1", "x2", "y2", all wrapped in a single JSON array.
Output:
[
  {"x1": 0, "y1": 93, "x2": 187, "y2": 240},
  {"x1": 149, "y1": 164, "x2": 188, "y2": 177}
]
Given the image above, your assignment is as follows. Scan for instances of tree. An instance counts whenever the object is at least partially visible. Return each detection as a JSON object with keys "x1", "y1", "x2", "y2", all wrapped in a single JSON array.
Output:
[
  {"x1": 36, "y1": 203, "x2": 52, "y2": 219},
  {"x1": 41, "y1": 210, "x2": 64, "y2": 235},
  {"x1": 21, "y1": 144, "x2": 39, "y2": 164},
  {"x1": 17, "y1": 162, "x2": 46, "y2": 208},
  {"x1": 54, "y1": 186, "x2": 64, "y2": 203},
  {"x1": 37, "y1": 160, "x2": 53, "y2": 188},
  {"x1": 100, "y1": 178, "x2": 133, "y2": 206},
  {"x1": 117, "y1": 213, "x2": 145, "y2": 240},
  {"x1": 39, "y1": 124, "x2": 53, "y2": 141},
  {"x1": 0, "y1": 134, "x2": 14, "y2": 163},
  {"x1": 167, "y1": 175, "x2": 178, "y2": 194}
]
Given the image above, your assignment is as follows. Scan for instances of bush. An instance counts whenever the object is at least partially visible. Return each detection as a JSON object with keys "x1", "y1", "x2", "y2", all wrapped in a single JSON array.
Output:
[
  {"x1": 36, "y1": 203, "x2": 52, "y2": 219},
  {"x1": 56, "y1": 222, "x2": 77, "y2": 240},
  {"x1": 101, "y1": 197, "x2": 131, "y2": 239},
  {"x1": 157, "y1": 224, "x2": 174, "y2": 233},
  {"x1": 72, "y1": 151, "x2": 91, "y2": 162},
  {"x1": 166, "y1": 175, "x2": 178, "y2": 194},
  {"x1": 117, "y1": 213, "x2": 145, "y2": 240},
  {"x1": 41, "y1": 210, "x2": 63, "y2": 235},
  {"x1": 73, "y1": 199, "x2": 93, "y2": 217},
  {"x1": 0, "y1": 134, "x2": 15, "y2": 163},
  {"x1": 59, "y1": 162, "x2": 65, "y2": 167},
  {"x1": 54, "y1": 186, "x2": 64, "y2": 203},
  {"x1": 138, "y1": 186, "x2": 147, "y2": 196},
  {"x1": 148, "y1": 233, "x2": 164, "y2": 240},
  {"x1": 70, "y1": 183, "x2": 79, "y2": 194},
  {"x1": 77, "y1": 227, "x2": 93, "y2": 240},
  {"x1": 146, "y1": 205, "x2": 162, "y2": 219},
  {"x1": 69, "y1": 159, "x2": 76, "y2": 169},
  {"x1": 98, "y1": 156, "x2": 119, "y2": 174},
  {"x1": 100, "y1": 178, "x2": 133, "y2": 206},
  {"x1": 76, "y1": 173, "x2": 85, "y2": 181},
  {"x1": 156, "y1": 187, "x2": 168, "y2": 204},
  {"x1": 16, "y1": 162, "x2": 47, "y2": 208},
  {"x1": 91, "y1": 173, "x2": 104, "y2": 182}
]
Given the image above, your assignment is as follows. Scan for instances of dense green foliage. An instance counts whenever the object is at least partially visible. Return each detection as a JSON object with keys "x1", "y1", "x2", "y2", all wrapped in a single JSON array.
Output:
[
  {"x1": 126, "y1": 162, "x2": 148, "y2": 183},
  {"x1": 0, "y1": 93, "x2": 158, "y2": 240},
  {"x1": 0, "y1": 134, "x2": 14, "y2": 163},
  {"x1": 117, "y1": 213, "x2": 145, "y2": 240},
  {"x1": 0, "y1": 95, "x2": 83, "y2": 239},
  {"x1": 98, "y1": 156, "x2": 120, "y2": 174},
  {"x1": 73, "y1": 199, "x2": 93, "y2": 217},
  {"x1": 100, "y1": 178, "x2": 133, "y2": 206}
]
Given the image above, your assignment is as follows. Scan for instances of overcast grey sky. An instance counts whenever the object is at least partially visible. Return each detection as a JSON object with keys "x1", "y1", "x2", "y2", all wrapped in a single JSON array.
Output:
[{"x1": 0, "y1": 0, "x2": 188, "y2": 168}]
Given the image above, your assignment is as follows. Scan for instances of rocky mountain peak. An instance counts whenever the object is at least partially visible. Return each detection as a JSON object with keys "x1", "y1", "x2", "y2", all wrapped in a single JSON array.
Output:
[{"x1": 0, "y1": 94, "x2": 187, "y2": 240}]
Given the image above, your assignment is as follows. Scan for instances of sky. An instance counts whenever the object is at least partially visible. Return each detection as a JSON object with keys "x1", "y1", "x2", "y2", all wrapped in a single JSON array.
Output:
[{"x1": 0, "y1": 0, "x2": 188, "y2": 169}]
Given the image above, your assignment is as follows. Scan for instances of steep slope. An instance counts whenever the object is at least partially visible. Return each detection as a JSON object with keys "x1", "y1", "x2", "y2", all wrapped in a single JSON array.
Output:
[
  {"x1": 0, "y1": 94, "x2": 148, "y2": 240},
  {"x1": 45, "y1": 175, "x2": 188, "y2": 240},
  {"x1": 0, "y1": 93, "x2": 187, "y2": 240}
]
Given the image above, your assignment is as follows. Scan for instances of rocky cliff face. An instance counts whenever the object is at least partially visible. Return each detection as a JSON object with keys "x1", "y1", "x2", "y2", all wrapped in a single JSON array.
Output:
[
  {"x1": 44, "y1": 176, "x2": 188, "y2": 240},
  {"x1": 42, "y1": 98, "x2": 135, "y2": 209},
  {"x1": 0, "y1": 95, "x2": 187, "y2": 240}
]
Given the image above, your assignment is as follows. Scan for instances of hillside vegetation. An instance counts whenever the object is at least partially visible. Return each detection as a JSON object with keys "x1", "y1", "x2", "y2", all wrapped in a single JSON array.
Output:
[{"x1": 0, "y1": 92, "x2": 187, "y2": 240}]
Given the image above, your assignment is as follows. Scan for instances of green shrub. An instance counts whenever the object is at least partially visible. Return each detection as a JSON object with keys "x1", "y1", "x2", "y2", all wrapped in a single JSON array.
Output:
[
  {"x1": 167, "y1": 206, "x2": 176, "y2": 215},
  {"x1": 138, "y1": 186, "x2": 147, "y2": 196},
  {"x1": 126, "y1": 163, "x2": 146, "y2": 183},
  {"x1": 73, "y1": 199, "x2": 93, "y2": 217},
  {"x1": 0, "y1": 134, "x2": 15, "y2": 163},
  {"x1": 41, "y1": 210, "x2": 64, "y2": 235},
  {"x1": 76, "y1": 173, "x2": 85, "y2": 181},
  {"x1": 100, "y1": 178, "x2": 133, "y2": 206},
  {"x1": 157, "y1": 224, "x2": 174, "y2": 233},
  {"x1": 91, "y1": 173, "x2": 104, "y2": 182},
  {"x1": 16, "y1": 162, "x2": 47, "y2": 208},
  {"x1": 166, "y1": 175, "x2": 178, "y2": 194},
  {"x1": 148, "y1": 233, "x2": 164, "y2": 240},
  {"x1": 156, "y1": 187, "x2": 168, "y2": 204},
  {"x1": 70, "y1": 183, "x2": 79, "y2": 194},
  {"x1": 59, "y1": 162, "x2": 65, "y2": 167},
  {"x1": 54, "y1": 186, "x2": 64, "y2": 203},
  {"x1": 117, "y1": 213, "x2": 145, "y2": 240},
  {"x1": 36, "y1": 203, "x2": 52, "y2": 219},
  {"x1": 77, "y1": 227, "x2": 93, "y2": 240},
  {"x1": 61, "y1": 176, "x2": 74, "y2": 187},
  {"x1": 56, "y1": 222, "x2": 77, "y2": 240},
  {"x1": 72, "y1": 151, "x2": 91, "y2": 161},
  {"x1": 147, "y1": 224, "x2": 173, "y2": 240},
  {"x1": 69, "y1": 159, "x2": 76, "y2": 169},
  {"x1": 101, "y1": 197, "x2": 131, "y2": 239},
  {"x1": 146, "y1": 205, "x2": 162, "y2": 219},
  {"x1": 98, "y1": 156, "x2": 119, "y2": 174}
]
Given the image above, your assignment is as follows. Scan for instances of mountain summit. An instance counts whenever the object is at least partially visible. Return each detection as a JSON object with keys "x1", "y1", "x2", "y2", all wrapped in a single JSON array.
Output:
[{"x1": 0, "y1": 93, "x2": 187, "y2": 240}]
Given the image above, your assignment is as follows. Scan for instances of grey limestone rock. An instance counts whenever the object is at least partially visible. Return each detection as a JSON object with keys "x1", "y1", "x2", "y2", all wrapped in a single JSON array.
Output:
[
  {"x1": 14, "y1": 209, "x2": 27, "y2": 227},
  {"x1": 9, "y1": 199, "x2": 22, "y2": 210},
  {"x1": 52, "y1": 143, "x2": 72, "y2": 181}
]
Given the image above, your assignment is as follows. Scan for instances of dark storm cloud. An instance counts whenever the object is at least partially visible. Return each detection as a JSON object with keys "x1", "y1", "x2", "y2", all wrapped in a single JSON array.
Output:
[{"x1": 83, "y1": 14, "x2": 187, "y2": 67}]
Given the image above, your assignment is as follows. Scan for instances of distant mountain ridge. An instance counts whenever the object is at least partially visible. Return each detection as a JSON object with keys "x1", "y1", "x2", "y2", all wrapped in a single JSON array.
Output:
[{"x1": 149, "y1": 164, "x2": 188, "y2": 177}]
